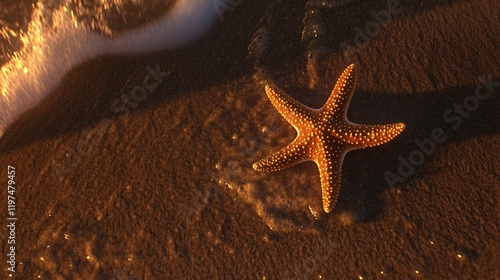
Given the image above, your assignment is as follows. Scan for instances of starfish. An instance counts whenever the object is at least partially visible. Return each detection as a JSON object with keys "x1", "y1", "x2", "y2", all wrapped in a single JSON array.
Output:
[{"x1": 253, "y1": 64, "x2": 405, "y2": 213}]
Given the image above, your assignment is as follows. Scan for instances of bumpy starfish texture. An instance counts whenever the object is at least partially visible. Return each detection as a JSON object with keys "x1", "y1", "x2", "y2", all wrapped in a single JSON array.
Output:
[{"x1": 253, "y1": 64, "x2": 405, "y2": 213}]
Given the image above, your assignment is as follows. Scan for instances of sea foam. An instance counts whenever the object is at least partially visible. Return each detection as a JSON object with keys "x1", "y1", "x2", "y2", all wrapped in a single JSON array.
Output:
[{"x1": 0, "y1": 0, "x2": 224, "y2": 138}]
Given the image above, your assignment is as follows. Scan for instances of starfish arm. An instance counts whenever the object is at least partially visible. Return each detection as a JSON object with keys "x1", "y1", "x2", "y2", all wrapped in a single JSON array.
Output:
[
  {"x1": 253, "y1": 137, "x2": 310, "y2": 172},
  {"x1": 321, "y1": 64, "x2": 357, "y2": 118},
  {"x1": 333, "y1": 122, "x2": 406, "y2": 148},
  {"x1": 265, "y1": 84, "x2": 315, "y2": 128},
  {"x1": 314, "y1": 143, "x2": 349, "y2": 213}
]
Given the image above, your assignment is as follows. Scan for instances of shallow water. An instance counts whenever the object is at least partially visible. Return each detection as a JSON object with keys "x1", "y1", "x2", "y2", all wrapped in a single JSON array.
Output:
[{"x1": 0, "y1": 0, "x2": 223, "y2": 137}]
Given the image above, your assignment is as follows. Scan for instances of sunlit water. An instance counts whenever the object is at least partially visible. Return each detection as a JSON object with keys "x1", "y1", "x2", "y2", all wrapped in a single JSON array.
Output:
[{"x1": 0, "y1": 0, "x2": 224, "y2": 137}]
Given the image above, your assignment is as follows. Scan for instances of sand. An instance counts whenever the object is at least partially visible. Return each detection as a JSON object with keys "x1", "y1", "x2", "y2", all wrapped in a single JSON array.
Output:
[{"x1": 1, "y1": 0, "x2": 499, "y2": 279}]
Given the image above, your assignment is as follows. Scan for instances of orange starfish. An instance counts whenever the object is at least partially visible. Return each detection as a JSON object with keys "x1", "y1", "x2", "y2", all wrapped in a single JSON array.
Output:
[{"x1": 253, "y1": 64, "x2": 405, "y2": 213}]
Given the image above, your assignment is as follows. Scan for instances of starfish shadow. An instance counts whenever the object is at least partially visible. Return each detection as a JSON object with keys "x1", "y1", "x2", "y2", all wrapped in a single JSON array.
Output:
[{"x1": 328, "y1": 84, "x2": 499, "y2": 223}]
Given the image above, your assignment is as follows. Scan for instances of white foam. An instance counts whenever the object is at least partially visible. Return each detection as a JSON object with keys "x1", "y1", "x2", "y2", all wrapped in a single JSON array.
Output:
[{"x1": 0, "y1": 0, "x2": 223, "y2": 137}]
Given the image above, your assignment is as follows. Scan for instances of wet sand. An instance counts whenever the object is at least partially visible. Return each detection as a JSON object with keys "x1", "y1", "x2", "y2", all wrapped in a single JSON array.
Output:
[{"x1": 1, "y1": 0, "x2": 499, "y2": 278}]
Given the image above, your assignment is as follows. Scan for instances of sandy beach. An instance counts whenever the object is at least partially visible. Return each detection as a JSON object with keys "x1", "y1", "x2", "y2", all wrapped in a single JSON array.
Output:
[{"x1": 1, "y1": 0, "x2": 499, "y2": 278}]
